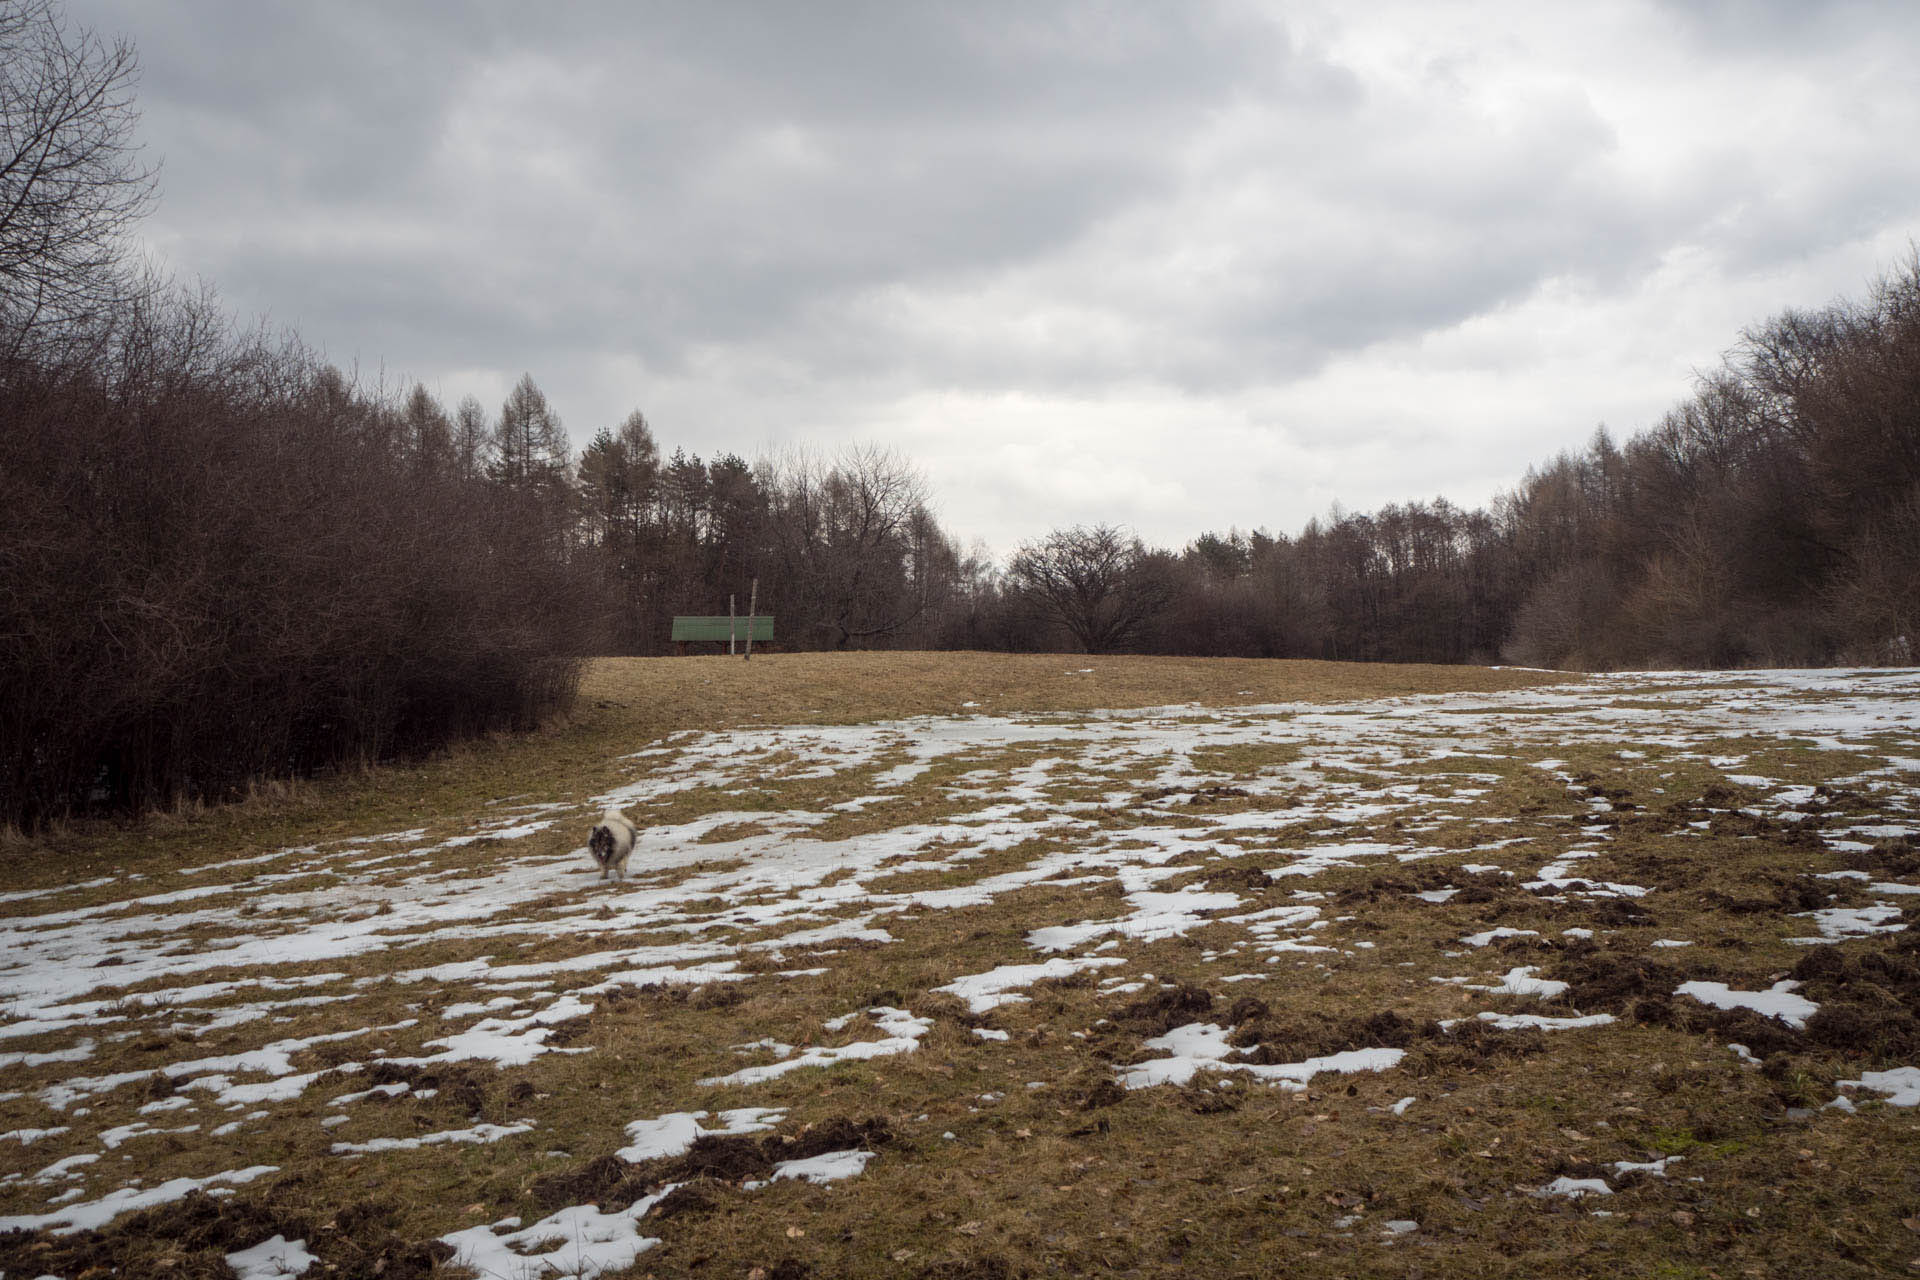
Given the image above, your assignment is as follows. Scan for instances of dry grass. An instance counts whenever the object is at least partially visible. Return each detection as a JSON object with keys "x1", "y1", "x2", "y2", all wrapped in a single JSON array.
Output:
[
  {"x1": 578, "y1": 651, "x2": 1570, "y2": 731},
  {"x1": 3, "y1": 656, "x2": 1918, "y2": 1280}
]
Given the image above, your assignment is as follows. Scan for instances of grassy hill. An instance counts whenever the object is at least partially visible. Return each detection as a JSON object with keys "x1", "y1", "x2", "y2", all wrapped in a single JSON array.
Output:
[{"x1": 2, "y1": 655, "x2": 1917, "y2": 1278}]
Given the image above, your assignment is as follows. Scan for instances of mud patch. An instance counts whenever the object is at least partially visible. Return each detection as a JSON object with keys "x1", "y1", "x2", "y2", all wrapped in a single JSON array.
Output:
[
  {"x1": 1139, "y1": 784, "x2": 1250, "y2": 806},
  {"x1": 775, "y1": 1116, "x2": 895, "y2": 1161},
  {"x1": 659, "y1": 1134, "x2": 778, "y2": 1184},
  {"x1": 1704, "y1": 874, "x2": 1843, "y2": 916},
  {"x1": 0, "y1": 1192, "x2": 307, "y2": 1280},
  {"x1": 1204, "y1": 865, "x2": 1278, "y2": 892},
  {"x1": 530, "y1": 1153, "x2": 655, "y2": 1213},
  {"x1": 1548, "y1": 951, "x2": 1689, "y2": 1016},
  {"x1": 1842, "y1": 836, "x2": 1920, "y2": 878},
  {"x1": 1111, "y1": 985, "x2": 1214, "y2": 1037},
  {"x1": 651, "y1": 1179, "x2": 726, "y2": 1220},
  {"x1": 1230, "y1": 1009, "x2": 1439, "y2": 1064},
  {"x1": 0, "y1": 1191, "x2": 454, "y2": 1280},
  {"x1": 364, "y1": 1061, "x2": 492, "y2": 1118},
  {"x1": 1792, "y1": 942, "x2": 1920, "y2": 1059},
  {"x1": 1404, "y1": 1019, "x2": 1549, "y2": 1072},
  {"x1": 917, "y1": 1256, "x2": 1029, "y2": 1280}
]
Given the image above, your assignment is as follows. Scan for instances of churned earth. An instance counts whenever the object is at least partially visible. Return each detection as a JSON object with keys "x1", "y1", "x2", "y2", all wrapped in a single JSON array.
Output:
[{"x1": 1, "y1": 656, "x2": 1917, "y2": 1278}]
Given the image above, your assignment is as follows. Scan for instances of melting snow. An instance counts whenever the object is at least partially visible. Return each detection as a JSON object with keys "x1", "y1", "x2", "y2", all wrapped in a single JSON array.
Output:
[
  {"x1": 1535, "y1": 1177, "x2": 1612, "y2": 1198},
  {"x1": 696, "y1": 1008, "x2": 929, "y2": 1086},
  {"x1": 0, "y1": 664, "x2": 1914, "y2": 1243},
  {"x1": 226, "y1": 1234, "x2": 316, "y2": 1279},
  {"x1": 1675, "y1": 980, "x2": 1819, "y2": 1030},
  {"x1": 1118, "y1": 1022, "x2": 1403, "y2": 1090},
  {"x1": 768, "y1": 1149, "x2": 876, "y2": 1184},
  {"x1": 1835, "y1": 1066, "x2": 1920, "y2": 1108},
  {"x1": 331, "y1": 1121, "x2": 533, "y2": 1156},
  {"x1": 616, "y1": 1108, "x2": 784, "y2": 1162},
  {"x1": 1466, "y1": 966, "x2": 1569, "y2": 1000},
  {"x1": 441, "y1": 1186, "x2": 677, "y2": 1280},
  {"x1": 936, "y1": 957, "x2": 1127, "y2": 1012},
  {"x1": 0, "y1": 1165, "x2": 277, "y2": 1235}
]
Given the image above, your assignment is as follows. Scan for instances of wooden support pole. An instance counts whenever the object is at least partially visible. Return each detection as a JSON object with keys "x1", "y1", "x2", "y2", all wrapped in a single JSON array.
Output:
[
  {"x1": 744, "y1": 578, "x2": 758, "y2": 662},
  {"x1": 729, "y1": 593, "x2": 737, "y2": 656}
]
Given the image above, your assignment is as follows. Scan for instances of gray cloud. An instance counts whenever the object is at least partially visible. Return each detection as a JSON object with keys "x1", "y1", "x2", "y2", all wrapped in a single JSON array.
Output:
[{"x1": 69, "y1": 0, "x2": 1920, "y2": 549}]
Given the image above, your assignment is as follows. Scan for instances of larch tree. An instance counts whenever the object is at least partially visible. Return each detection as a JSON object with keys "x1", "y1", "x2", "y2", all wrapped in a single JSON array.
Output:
[{"x1": 491, "y1": 373, "x2": 569, "y2": 491}]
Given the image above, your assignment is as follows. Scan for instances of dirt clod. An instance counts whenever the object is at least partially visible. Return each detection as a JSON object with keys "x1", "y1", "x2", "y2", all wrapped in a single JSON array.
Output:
[
  {"x1": 1112, "y1": 984, "x2": 1213, "y2": 1036},
  {"x1": 364, "y1": 1061, "x2": 491, "y2": 1118}
]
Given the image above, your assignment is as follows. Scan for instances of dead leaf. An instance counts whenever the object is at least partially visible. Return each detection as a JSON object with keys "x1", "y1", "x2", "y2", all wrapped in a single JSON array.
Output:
[
  {"x1": 1904, "y1": 1217, "x2": 1920, "y2": 1233},
  {"x1": 786, "y1": 1226, "x2": 805, "y2": 1238},
  {"x1": 1671, "y1": 1211, "x2": 1695, "y2": 1227},
  {"x1": 957, "y1": 1221, "x2": 983, "y2": 1236}
]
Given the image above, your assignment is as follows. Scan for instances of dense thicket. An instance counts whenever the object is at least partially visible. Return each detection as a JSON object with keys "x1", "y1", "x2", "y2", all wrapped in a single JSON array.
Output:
[
  {"x1": 0, "y1": 298, "x2": 600, "y2": 826},
  {"x1": 0, "y1": 1, "x2": 608, "y2": 828}
]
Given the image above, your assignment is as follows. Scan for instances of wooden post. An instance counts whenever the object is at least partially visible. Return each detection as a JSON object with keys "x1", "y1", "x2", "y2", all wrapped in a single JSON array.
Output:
[
  {"x1": 729, "y1": 593, "x2": 737, "y2": 656},
  {"x1": 744, "y1": 578, "x2": 758, "y2": 661}
]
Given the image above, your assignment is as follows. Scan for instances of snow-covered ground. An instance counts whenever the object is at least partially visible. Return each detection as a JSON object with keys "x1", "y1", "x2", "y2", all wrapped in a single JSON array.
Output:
[{"x1": 1, "y1": 666, "x2": 1917, "y2": 1274}]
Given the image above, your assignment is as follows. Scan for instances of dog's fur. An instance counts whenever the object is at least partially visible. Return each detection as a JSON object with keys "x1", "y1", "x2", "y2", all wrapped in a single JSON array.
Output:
[{"x1": 587, "y1": 808, "x2": 638, "y2": 882}]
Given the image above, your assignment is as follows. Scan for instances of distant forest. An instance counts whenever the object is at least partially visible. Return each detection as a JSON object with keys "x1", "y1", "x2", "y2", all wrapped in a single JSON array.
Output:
[
  {"x1": 566, "y1": 255, "x2": 1920, "y2": 674},
  {"x1": 3, "y1": 0, "x2": 1915, "y2": 825}
]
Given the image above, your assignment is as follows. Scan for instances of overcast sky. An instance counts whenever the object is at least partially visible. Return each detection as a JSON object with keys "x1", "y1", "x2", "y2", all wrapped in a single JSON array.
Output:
[{"x1": 77, "y1": 0, "x2": 1920, "y2": 555}]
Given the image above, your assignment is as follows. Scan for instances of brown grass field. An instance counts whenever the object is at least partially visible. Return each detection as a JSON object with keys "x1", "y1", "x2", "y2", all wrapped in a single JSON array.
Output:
[{"x1": 2, "y1": 653, "x2": 1918, "y2": 1279}]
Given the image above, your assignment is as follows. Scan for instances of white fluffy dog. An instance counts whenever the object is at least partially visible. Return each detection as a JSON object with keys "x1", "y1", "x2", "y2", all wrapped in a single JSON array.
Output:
[{"x1": 587, "y1": 808, "x2": 638, "y2": 883}]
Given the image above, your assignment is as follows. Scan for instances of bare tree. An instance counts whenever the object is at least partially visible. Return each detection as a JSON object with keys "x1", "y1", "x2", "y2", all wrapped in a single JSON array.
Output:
[
  {"x1": 400, "y1": 383, "x2": 451, "y2": 471},
  {"x1": 0, "y1": 0, "x2": 156, "y2": 343},
  {"x1": 450, "y1": 394, "x2": 491, "y2": 478},
  {"x1": 491, "y1": 373, "x2": 569, "y2": 489},
  {"x1": 1007, "y1": 524, "x2": 1175, "y2": 654},
  {"x1": 766, "y1": 444, "x2": 939, "y2": 647}
]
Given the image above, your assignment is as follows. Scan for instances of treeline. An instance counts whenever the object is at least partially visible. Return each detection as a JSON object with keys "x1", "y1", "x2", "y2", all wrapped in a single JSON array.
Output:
[
  {"x1": 975, "y1": 257, "x2": 1920, "y2": 669},
  {"x1": 7, "y1": 3, "x2": 595, "y2": 828},
  {"x1": 0, "y1": 297, "x2": 603, "y2": 827},
  {"x1": 575, "y1": 422, "x2": 977, "y2": 653}
]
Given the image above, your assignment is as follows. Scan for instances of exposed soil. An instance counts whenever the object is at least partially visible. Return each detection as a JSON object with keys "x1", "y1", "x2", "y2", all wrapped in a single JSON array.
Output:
[
  {"x1": 1792, "y1": 940, "x2": 1920, "y2": 1059},
  {"x1": 1549, "y1": 950, "x2": 1691, "y2": 1014},
  {"x1": 1138, "y1": 784, "x2": 1251, "y2": 806},
  {"x1": 1843, "y1": 835, "x2": 1920, "y2": 877},
  {"x1": 0, "y1": 1192, "x2": 455, "y2": 1280},
  {"x1": 917, "y1": 1256, "x2": 1029, "y2": 1280},
  {"x1": 777, "y1": 1116, "x2": 896, "y2": 1161},
  {"x1": 1230, "y1": 1009, "x2": 1442, "y2": 1063},
  {"x1": 1111, "y1": 984, "x2": 1214, "y2": 1036},
  {"x1": 651, "y1": 1179, "x2": 726, "y2": 1220},
  {"x1": 364, "y1": 1061, "x2": 492, "y2": 1118},
  {"x1": 530, "y1": 1153, "x2": 656, "y2": 1213},
  {"x1": 1402, "y1": 1018, "x2": 1549, "y2": 1073},
  {"x1": 1205, "y1": 864, "x2": 1279, "y2": 892},
  {"x1": 532, "y1": 1116, "x2": 899, "y2": 1216}
]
